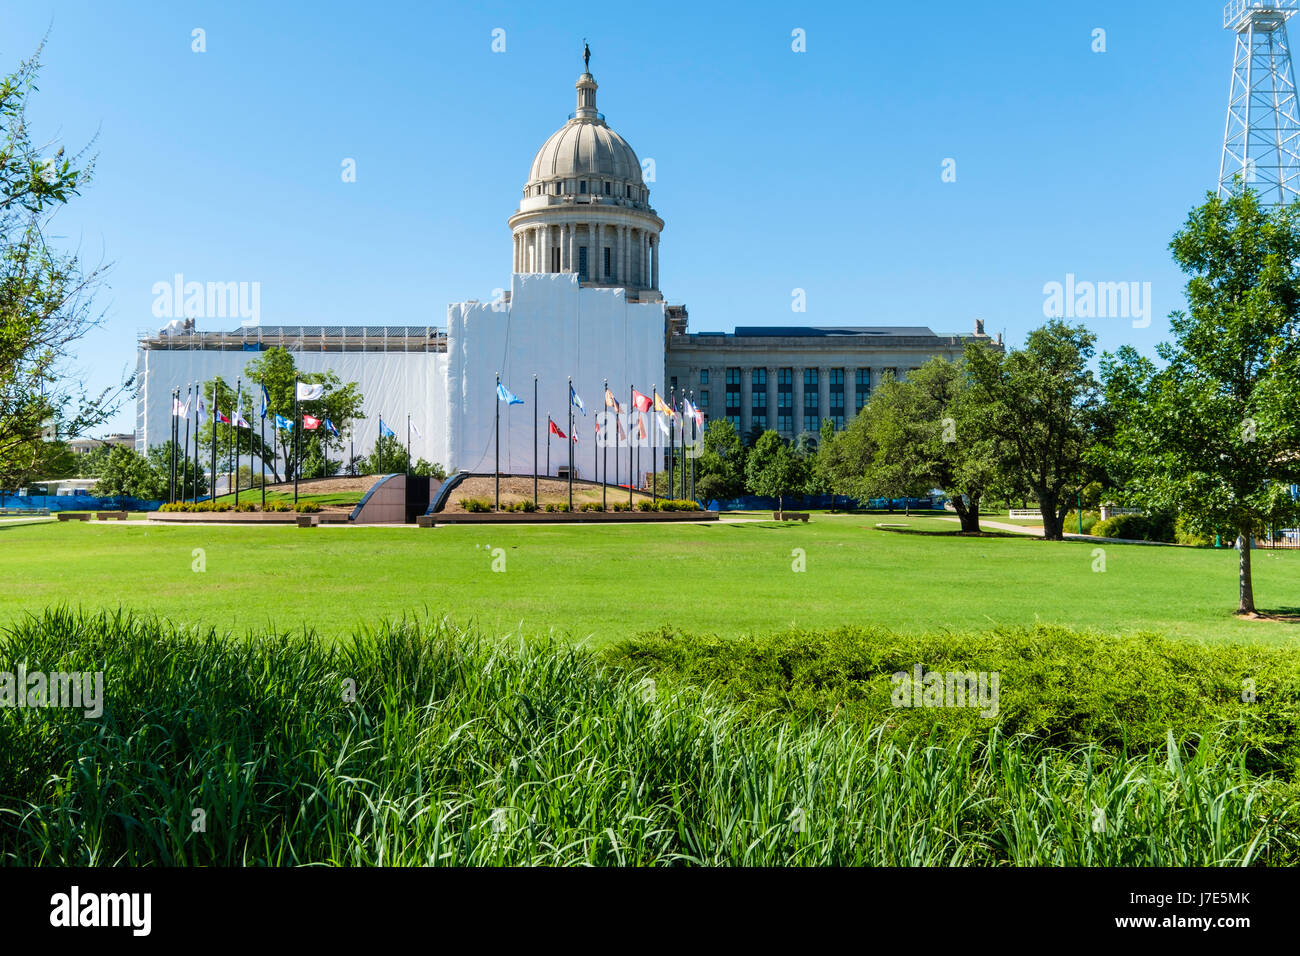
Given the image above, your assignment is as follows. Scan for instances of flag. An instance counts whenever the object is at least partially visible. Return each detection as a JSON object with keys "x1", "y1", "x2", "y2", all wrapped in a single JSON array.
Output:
[
  {"x1": 274, "y1": 413, "x2": 293, "y2": 430},
  {"x1": 172, "y1": 395, "x2": 188, "y2": 417},
  {"x1": 570, "y1": 385, "x2": 585, "y2": 415},
  {"x1": 636, "y1": 415, "x2": 647, "y2": 441},
  {"x1": 303, "y1": 414, "x2": 321, "y2": 430},
  {"x1": 604, "y1": 388, "x2": 622, "y2": 413},
  {"x1": 497, "y1": 382, "x2": 524, "y2": 405},
  {"x1": 379, "y1": 418, "x2": 396, "y2": 439},
  {"x1": 632, "y1": 389, "x2": 652, "y2": 413},
  {"x1": 617, "y1": 417, "x2": 627, "y2": 441},
  {"x1": 196, "y1": 395, "x2": 207, "y2": 426},
  {"x1": 684, "y1": 398, "x2": 703, "y2": 429},
  {"x1": 296, "y1": 382, "x2": 325, "y2": 401},
  {"x1": 325, "y1": 418, "x2": 339, "y2": 437},
  {"x1": 260, "y1": 385, "x2": 270, "y2": 420},
  {"x1": 215, "y1": 409, "x2": 231, "y2": 425},
  {"x1": 410, "y1": 421, "x2": 422, "y2": 439},
  {"x1": 654, "y1": 393, "x2": 675, "y2": 418},
  {"x1": 232, "y1": 409, "x2": 251, "y2": 428},
  {"x1": 657, "y1": 415, "x2": 670, "y2": 438},
  {"x1": 548, "y1": 419, "x2": 566, "y2": 439}
]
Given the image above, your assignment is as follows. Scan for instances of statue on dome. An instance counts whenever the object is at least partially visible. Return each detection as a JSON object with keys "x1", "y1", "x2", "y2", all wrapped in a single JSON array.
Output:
[{"x1": 583, "y1": 41, "x2": 590, "y2": 72}]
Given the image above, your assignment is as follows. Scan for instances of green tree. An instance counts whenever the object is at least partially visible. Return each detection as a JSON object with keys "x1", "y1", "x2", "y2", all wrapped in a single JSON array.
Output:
[
  {"x1": 1098, "y1": 188, "x2": 1300, "y2": 614},
  {"x1": 360, "y1": 434, "x2": 410, "y2": 475},
  {"x1": 964, "y1": 321, "x2": 1102, "y2": 540},
  {"x1": 858, "y1": 358, "x2": 1000, "y2": 533},
  {"x1": 693, "y1": 418, "x2": 746, "y2": 504},
  {"x1": 0, "y1": 44, "x2": 127, "y2": 490},
  {"x1": 241, "y1": 347, "x2": 364, "y2": 481},
  {"x1": 92, "y1": 446, "x2": 162, "y2": 500},
  {"x1": 745, "y1": 430, "x2": 807, "y2": 513}
]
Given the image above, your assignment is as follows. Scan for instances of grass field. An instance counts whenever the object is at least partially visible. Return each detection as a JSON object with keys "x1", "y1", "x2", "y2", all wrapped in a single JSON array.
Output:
[{"x1": 2, "y1": 513, "x2": 1297, "y2": 645}]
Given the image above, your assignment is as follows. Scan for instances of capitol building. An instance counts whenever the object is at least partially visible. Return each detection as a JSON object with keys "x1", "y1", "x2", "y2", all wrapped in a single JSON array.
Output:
[{"x1": 136, "y1": 52, "x2": 994, "y2": 476}]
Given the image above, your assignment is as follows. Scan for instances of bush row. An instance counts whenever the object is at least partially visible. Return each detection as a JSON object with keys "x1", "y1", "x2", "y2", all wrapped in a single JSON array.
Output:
[{"x1": 156, "y1": 500, "x2": 322, "y2": 514}]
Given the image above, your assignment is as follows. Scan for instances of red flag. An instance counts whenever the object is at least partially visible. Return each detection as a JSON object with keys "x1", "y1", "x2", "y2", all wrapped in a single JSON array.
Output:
[
  {"x1": 636, "y1": 415, "x2": 647, "y2": 441},
  {"x1": 215, "y1": 409, "x2": 230, "y2": 425},
  {"x1": 548, "y1": 419, "x2": 566, "y2": 439},
  {"x1": 303, "y1": 414, "x2": 321, "y2": 430},
  {"x1": 631, "y1": 389, "x2": 652, "y2": 413}
]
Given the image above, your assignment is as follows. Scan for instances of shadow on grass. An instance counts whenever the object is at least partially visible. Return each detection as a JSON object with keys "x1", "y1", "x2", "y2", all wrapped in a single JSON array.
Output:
[
  {"x1": 872, "y1": 525, "x2": 1024, "y2": 539},
  {"x1": 1242, "y1": 607, "x2": 1300, "y2": 624}
]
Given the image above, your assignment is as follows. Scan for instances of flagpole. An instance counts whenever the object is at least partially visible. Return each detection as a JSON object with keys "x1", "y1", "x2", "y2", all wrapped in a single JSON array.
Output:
[
  {"x1": 494, "y1": 372, "x2": 501, "y2": 512},
  {"x1": 169, "y1": 389, "x2": 177, "y2": 503},
  {"x1": 182, "y1": 385, "x2": 192, "y2": 503},
  {"x1": 407, "y1": 413, "x2": 411, "y2": 477},
  {"x1": 234, "y1": 378, "x2": 242, "y2": 506},
  {"x1": 628, "y1": 385, "x2": 634, "y2": 509},
  {"x1": 259, "y1": 376, "x2": 266, "y2": 509},
  {"x1": 533, "y1": 373, "x2": 538, "y2": 508},
  {"x1": 546, "y1": 415, "x2": 551, "y2": 479},
  {"x1": 567, "y1": 376, "x2": 574, "y2": 512},
  {"x1": 293, "y1": 386, "x2": 300, "y2": 505},
  {"x1": 651, "y1": 386, "x2": 659, "y2": 504},
  {"x1": 689, "y1": 389, "x2": 696, "y2": 502},
  {"x1": 602, "y1": 378, "x2": 608, "y2": 510},
  {"x1": 209, "y1": 384, "x2": 217, "y2": 503}
]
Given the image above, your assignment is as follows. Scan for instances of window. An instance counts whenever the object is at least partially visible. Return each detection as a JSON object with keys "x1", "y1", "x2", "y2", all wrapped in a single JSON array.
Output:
[
  {"x1": 604, "y1": 246, "x2": 611, "y2": 278},
  {"x1": 699, "y1": 369, "x2": 709, "y2": 385},
  {"x1": 727, "y1": 415, "x2": 741, "y2": 431},
  {"x1": 580, "y1": 181, "x2": 587, "y2": 194},
  {"x1": 751, "y1": 368, "x2": 766, "y2": 415},
  {"x1": 552, "y1": 247, "x2": 560, "y2": 272},
  {"x1": 700, "y1": 389, "x2": 709, "y2": 407},
  {"x1": 752, "y1": 413, "x2": 768, "y2": 431},
  {"x1": 726, "y1": 368, "x2": 741, "y2": 386},
  {"x1": 604, "y1": 181, "x2": 611, "y2": 195},
  {"x1": 855, "y1": 369, "x2": 871, "y2": 411},
  {"x1": 778, "y1": 413, "x2": 793, "y2": 435},
  {"x1": 804, "y1": 368, "x2": 818, "y2": 389},
  {"x1": 670, "y1": 376, "x2": 678, "y2": 390},
  {"x1": 778, "y1": 368, "x2": 793, "y2": 386},
  {"x1": 725, "y1": 368, "x2": 741, "y2": 421},
  {"x1": 829, "y1": 369, "x2": 845, "y2": 425},
  {"x1": 578, "y1": 246, "x2": 588, "y2": 280},
  {"x1": 804, "y1": 414, "x2": 820, "y2": 434},
  {"x1": 778, "y1": 391, "x2": 792, "y2": 409}
]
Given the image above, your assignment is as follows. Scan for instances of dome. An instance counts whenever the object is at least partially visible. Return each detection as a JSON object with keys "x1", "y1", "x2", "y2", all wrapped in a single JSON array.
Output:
[{"x1": 528, "y1": 120, "x2": 643, "y2": 185}]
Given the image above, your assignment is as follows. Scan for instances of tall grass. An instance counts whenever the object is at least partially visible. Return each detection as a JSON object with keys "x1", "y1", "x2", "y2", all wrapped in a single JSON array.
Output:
[{"x1": 0, "y1": 608, "x2": 1296, "y2": 865}]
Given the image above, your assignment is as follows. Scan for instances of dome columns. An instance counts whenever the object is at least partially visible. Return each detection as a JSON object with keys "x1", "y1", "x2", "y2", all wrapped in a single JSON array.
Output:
[{"x1": 510, "y1": 214, "x2": 660, "y2": 293}]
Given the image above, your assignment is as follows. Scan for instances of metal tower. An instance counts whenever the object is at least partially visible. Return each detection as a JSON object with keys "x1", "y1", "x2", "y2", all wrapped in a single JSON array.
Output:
[{"x1": 1220, "y1": 1, "x2": 1300, "y2": 204}]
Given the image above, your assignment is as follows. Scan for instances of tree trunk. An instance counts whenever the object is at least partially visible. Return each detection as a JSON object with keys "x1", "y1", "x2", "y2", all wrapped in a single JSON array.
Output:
[
  {"x1": 1040, "y1": 492, "x2": 1064, "y2": 541},
  {"x1": 1237, "y1": 534, "x2": 1256, "y2": 615},
  {"x1": 959, "y1": 492, "x2": 982, "y2": 533}
]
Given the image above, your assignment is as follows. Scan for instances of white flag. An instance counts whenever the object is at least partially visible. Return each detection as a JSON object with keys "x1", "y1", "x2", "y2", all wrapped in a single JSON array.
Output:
[
  {"x1": 296, "y1": 382, "x2": 325, "y2": 401},
  {"x1": 410, "y1": 421, "x2": 422, "y2": 440}
]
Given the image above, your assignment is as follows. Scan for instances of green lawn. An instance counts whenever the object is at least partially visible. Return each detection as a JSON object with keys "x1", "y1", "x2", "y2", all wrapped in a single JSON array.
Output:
[{"x1": 2, "y1": 513, "x2": 1297, "y2": 646}]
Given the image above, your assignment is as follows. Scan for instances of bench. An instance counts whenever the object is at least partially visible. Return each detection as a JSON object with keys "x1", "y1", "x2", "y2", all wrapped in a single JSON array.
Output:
[
  {"x1": 57, "y1": 512, "x2": 91, "y2": 522},
  {"x1": 416, "y1": 515, "x2": 436, "y2": 528},
  {"x1": 95, "y1": 511, "x2": 130, "y2": 521},
  {"x1": 0, "y1": 508, "x2": 50, "y2": 516},
  {"x1": 773, "y1": 511, "x2": 810, "y2": 522},
  {"x1": 297, "y1": 514, "x2": 320, "y2": 527}
]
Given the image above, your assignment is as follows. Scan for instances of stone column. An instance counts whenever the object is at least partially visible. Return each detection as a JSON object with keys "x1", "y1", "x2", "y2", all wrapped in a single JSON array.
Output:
[
  {"x1": 819, "y1": 366, "x2": 831, "y2": 430},
  {"x1": 512, "y1": 232, "x2": 519, "y2": 273},
  {"x1": 641, "y1": 233, "x2": 649, "y2": 288},
  {"x1": 711, "y1": 365, "x2": 725, "y2": 420},
  {"x1": 767, "y1": 366, "x2": 778, "y2": 432},
  {"x1": 740, "y1": 367, "x2": 753, "y2": 437},
  {"x1": 615, "y1": 225, "x2": 623, "y2": 286},
  {"x1": 651, "y1": 235, "x2": 659, "y2": 289},
  {"x1": 792, "y1": 367, "x2": 805, "y2": 437}
]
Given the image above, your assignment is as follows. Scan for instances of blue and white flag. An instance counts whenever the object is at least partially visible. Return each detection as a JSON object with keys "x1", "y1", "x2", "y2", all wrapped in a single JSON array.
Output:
[
  {"x1": 260, "y1": 385, "x2": 270, "y2": 420},
  {"x1": 296, "y1": 381, "x2": 325, "y2": 401},
  {"x1": 570, "y1": 385, "x2": 585, "y2": 415},
  {"x1": 379, "y1": 418, "x2": 396, "y2": 438},
  {"x1": 274, "y1": 413, "x2": 293, "y2": 430},
  {"x1": 325, "y1": 418, "x2": 340, "y2": 437},
  {"x1": 496, "y1": 382, "x2": 524, "y2": 406}
]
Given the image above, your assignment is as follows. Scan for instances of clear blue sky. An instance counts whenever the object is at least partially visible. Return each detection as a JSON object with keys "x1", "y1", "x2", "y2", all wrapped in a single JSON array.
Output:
[{"x1": 1, "y1": 0, "x2": 1236, "y2": 433}]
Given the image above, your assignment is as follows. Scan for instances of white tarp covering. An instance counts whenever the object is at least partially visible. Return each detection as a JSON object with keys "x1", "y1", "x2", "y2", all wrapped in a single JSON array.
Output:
[
  {"x1": 445, "y1": 273, "x2": 665, "y2": 476},
  {"x1": 137, "y1": 348, "x2": 448, "y2": 472}
]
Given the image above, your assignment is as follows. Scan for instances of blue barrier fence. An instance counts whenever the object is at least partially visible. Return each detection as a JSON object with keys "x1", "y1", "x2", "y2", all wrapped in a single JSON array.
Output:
[
  {"x1": 706, "y1": 494, "x2": 947, "y2": 512},
  {"x1": 0, "y1": 494, "x2": 162, "y2": 512}
]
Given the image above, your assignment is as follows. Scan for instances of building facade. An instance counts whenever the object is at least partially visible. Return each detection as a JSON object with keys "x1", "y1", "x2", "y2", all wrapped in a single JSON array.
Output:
[{"x1": 135, "y1": 52, "x2": 998, "y2": 474}]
